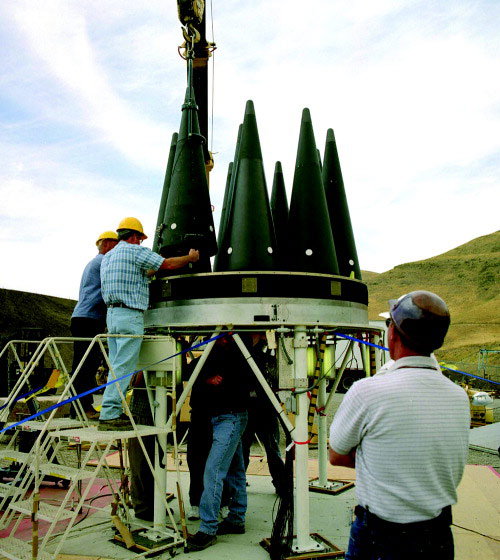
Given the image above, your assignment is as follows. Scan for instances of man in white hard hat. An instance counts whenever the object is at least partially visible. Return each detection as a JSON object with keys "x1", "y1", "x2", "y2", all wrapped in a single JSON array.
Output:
[
  {"x1": 98, "y1": 217, "x2": 199, "y2": 430},
  {"x1": 70, "y1": 231, "x2": 118, "y2": 420},
  {"x1": 329, "y1": 291, "x2": 470, "y2": 559}
]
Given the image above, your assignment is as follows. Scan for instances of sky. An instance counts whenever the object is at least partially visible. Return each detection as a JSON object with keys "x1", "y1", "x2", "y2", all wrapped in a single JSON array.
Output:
[{"x1": 0, "y1": 0, "x2": 499, "y2": 300}]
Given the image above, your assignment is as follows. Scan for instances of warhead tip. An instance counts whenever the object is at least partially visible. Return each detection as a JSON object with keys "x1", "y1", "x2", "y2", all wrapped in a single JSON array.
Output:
[
  {"x1": 301, "y1": 107, "x2": 311, "y2": 122},
  {"x1": 244, "y1": 100, "x2": 255, "y2": 115}
]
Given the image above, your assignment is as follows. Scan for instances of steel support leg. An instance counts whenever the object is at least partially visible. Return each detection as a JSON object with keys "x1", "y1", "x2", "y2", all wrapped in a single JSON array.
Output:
[
  {"x1": 153, "y1": 384, "x2": 168, "y2": 528},
  {"x1": 317, "y1": 374, "x2": 328, "y2": 486},
  {"x1": 292, "y1": 326, "x2": 323, "y2": 554}
]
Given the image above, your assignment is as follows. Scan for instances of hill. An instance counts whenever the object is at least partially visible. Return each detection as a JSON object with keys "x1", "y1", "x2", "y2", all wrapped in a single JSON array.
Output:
[
  {"x1": 0, "y1": 231, "x2": 498, "y2": 371},
  {"x1": 0, "y1": 288, "x2": 75, "y2": 341},
  {"x1": 363, "y1": 230, "x2": 500, "y2": 367}
]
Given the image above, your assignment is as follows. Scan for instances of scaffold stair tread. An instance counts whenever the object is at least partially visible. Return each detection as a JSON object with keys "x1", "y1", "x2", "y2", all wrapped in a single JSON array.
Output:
[
  {"x1": 50, "y1": 423, "x2": 170, "y2": 441},
  {"x1": 8, "y1": 418, "x2": 84, "y2": 431},
  {"x1": 0, "y1": 450, "x2": 30, "y2": 462},
  {"x1": 10, "y1": 497, "x2": 74, "y2": 521},
  {"x1": 0, "y1": 537, "x2": 52, "y2": 560},
  {"x1": 35, "y1": 462, "x2": 94, "y2": 480},
  {"x1": 0, "y1": 481, "x2": 18, "y2": 498}
]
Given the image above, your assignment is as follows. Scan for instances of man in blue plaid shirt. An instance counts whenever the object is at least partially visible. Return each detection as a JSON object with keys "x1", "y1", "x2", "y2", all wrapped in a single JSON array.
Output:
[{"x1": 98, "y1": 216, "x2": 199, "y2": 431}]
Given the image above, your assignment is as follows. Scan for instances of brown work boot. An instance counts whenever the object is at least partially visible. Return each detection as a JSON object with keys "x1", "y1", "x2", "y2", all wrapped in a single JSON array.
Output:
[
  {"x1": 187, "y1": 531, "x2": 217, "y2": 551},
  {"x1": 85, "y1": 408, "x2": 100, "y2": 421},
  {"x1": 98, "y1": 415, "x2": 133, "y2": 431}
]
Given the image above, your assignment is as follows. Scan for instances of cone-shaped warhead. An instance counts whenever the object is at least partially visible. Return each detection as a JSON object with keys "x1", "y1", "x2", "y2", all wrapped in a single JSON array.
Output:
[
  {"x1": 153, "y1": 132, "x2": 178, "y2": 253},
  {"x1": 214, "y1": 100, "x2": 277, "y2": 271},
  {"x1": 322, "y1": 128, "x2": 361, "y2": 279},
  {"x1": 158, "y1": 86, "x2": 217, "y2": 273},
  {"x1": 270, "y1": 161, "x2": 289, "y2": 269},
  {"x1": 213, "y1": 161, "x2": 233, "y2": 271},
  {"x1": 286, "y1": 109, "x2": 339, "y2": 274}
]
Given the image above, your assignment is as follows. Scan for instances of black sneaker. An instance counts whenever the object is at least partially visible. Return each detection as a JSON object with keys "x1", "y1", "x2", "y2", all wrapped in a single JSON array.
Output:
[
  {"x1": 187, "y1": 531, "x2": 217, "y2": 551},
  {"x1": 98, "y1": 415, "x2": 133, "y2": 431},
  {"x1": 217, "y1": 519, "x2": 245, "y2": 535}
]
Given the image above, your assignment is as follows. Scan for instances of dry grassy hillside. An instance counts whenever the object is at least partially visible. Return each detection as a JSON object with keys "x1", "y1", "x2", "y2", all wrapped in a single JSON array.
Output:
[
  {"x1": 1, "y1": 231, "x2": 498, "y2": 370},
  {"x1": 363, "y1": 230, "x2": 500, "y2": 365},
  {"x1": 0, "y1": 288, "x2": 75, "y2": 341}
]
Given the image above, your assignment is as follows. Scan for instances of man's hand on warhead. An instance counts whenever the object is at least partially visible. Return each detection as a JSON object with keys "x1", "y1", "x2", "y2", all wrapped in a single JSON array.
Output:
[{"x1": 189, "y1": 249, "x2": 200, "y2": 262}]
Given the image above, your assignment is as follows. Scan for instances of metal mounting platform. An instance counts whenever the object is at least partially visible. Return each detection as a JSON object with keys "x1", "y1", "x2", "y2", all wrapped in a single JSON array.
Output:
[
  {"x1": 147, "y1": 270, "x2": 368, "y2": 328},
  {"x1": 112, "y1": 527, "x2": 184, "y2": 554},
  {"x1": 260, "y1": 533, "x2": 345, "y2": 559},
  {"x1": 309, "y1": 477, "x2": 355, "y2": 495}
]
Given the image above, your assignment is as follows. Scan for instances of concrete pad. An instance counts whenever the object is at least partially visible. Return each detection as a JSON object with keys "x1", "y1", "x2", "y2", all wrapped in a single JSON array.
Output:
[
  {"x1": 88, "y1": 451, "x2": 357, "y2": 482},
  {"x1": 41, "y1": 471, "x2": 353, "y2": 559},
  {"x1": 468, "y1": 422, "x2": 500, "y2": 453},
  {"x1": 4, "y1": 463, "x2": 498, "y2": 559},
  {"x1": 453, "y1": 465, "x2": 500, "y2": 559}
]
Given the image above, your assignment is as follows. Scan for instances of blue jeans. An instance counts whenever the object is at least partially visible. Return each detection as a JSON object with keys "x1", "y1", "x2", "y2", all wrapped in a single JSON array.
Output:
[
  {"x1": 242, "y1": 403, "x2": 285, "y2": 493},
  {"x1": 199, "y1": 412, "x2": 248, "y2": 535},
  {"x1": 99, "y1": 307, "x2": 144, "y2": 421},
  {"x1": 346, "y1": 506, "x2": 454, "y2": 560}
]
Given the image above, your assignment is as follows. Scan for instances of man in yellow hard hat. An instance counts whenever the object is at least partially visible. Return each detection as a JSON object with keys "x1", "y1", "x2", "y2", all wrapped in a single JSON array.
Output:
[
  {"x1": 70, "y1": 231, "x2": 118, "y2": 420},
  {"x1": 98, "y1": 217, "x2": 199, "y2": 430}
]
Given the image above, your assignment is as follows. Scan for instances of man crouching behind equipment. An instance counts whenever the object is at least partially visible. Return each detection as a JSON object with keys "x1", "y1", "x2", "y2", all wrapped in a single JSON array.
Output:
[{"x1": 329, "y1": 291, "x2": 469, "y2": 560}]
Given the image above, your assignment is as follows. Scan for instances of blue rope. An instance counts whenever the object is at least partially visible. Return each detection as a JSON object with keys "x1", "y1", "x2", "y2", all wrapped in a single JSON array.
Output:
[
  {"x1": 334, "y1": 332, "x2": 388, "y2": 351},
  {"x1": 2, "y1": 329, "x2": 497, "y2": 436},
  {"x1": 440, "y1": 366, "x2": 500, "y2": 386},
  {"x1": 333, "y1": 332, "x2": 500, "y2": 387},
  {"x1": 0, "y1": 332, "x2": 229, "y2": 435}
]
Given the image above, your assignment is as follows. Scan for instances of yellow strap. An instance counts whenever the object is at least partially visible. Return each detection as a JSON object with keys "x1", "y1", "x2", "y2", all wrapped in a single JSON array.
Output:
[
  {"x1": 25, "y1": 370, "x2": 61, "y2": 402},
  {"x1": 308, "y1": 334, "x2": 327, "y2": 438}
]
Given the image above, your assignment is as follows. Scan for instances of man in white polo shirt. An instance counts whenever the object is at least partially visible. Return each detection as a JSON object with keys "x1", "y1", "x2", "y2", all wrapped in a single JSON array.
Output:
[{"x1": 329, "y1": 291, "x2": 470, "y2": 560}]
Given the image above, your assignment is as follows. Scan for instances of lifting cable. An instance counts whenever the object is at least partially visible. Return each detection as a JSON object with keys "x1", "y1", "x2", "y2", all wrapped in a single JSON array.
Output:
[{"x1": 209, "y1": 0, "x2": 216, "y2": 155}]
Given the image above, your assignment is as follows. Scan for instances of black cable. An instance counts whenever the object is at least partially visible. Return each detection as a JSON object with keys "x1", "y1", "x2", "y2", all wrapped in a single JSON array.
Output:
[
  {"x1": 293, "y1": 360, "x2": 336, "y2": 395},
  {"x1": 269, "y1": 424, "x2": 294, "y2": 560},
  {"x1": 452, "y1": 523, "x2": 500, "y2": 542},
  {"x1": 334, "y1": 343, "x2": 349, "y2": 366}
]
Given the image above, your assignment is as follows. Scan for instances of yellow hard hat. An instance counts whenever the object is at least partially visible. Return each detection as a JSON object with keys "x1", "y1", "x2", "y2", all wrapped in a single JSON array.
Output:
[
  {"x1": 117, "y1": 217, "x2": 148, "y2": 239},
  {"x1": 95, "y1": 230, "x2": 119, "y2": 246}
]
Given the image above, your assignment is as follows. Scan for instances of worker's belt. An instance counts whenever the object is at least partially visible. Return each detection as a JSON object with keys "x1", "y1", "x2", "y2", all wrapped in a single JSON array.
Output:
[
  {"x1": 354, "y1": 505, "x2": 452, "y2": 533},
  {"x1": 107, "y1": 302, "x2": 144, "y2": 313}
]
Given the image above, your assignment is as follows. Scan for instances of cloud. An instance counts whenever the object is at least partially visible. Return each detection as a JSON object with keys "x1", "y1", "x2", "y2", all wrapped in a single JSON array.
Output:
[
  {"x1": 7, "y1": 0, "x2": 179, "y2": 169},
  {"x1": 0, "y1": 0, "x2": 498, "y2": 301}
]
